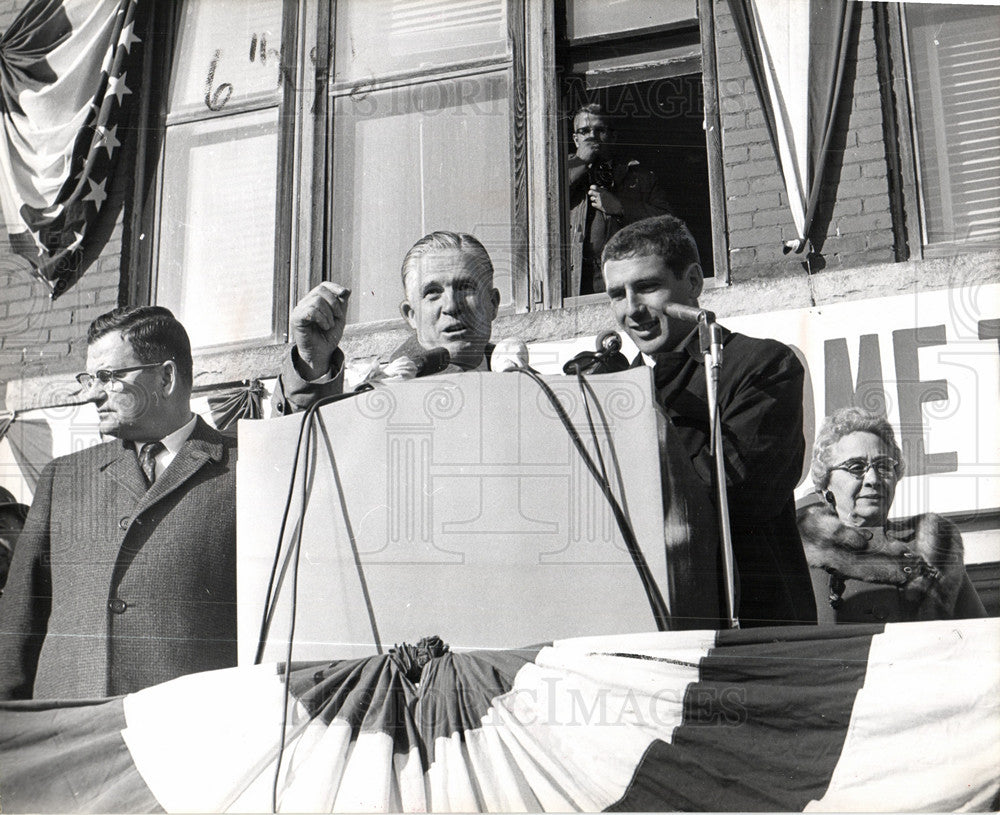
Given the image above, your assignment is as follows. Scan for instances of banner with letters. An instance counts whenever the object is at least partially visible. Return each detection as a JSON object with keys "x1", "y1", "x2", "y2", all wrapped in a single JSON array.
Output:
[{"x1": 532, "y1": 284, "x2": 1000, "y2": 521}]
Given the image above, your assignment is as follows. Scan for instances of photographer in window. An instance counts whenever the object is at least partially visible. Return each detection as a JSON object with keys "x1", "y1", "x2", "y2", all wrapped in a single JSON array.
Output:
[{"x1": 567, "y1": 103, "x2": 673, "y2": 296}]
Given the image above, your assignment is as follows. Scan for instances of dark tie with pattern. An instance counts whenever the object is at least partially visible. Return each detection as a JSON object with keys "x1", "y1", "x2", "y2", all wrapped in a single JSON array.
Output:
[{"x1": 138, "y1": 441, "x2": 165, "y2": 487}]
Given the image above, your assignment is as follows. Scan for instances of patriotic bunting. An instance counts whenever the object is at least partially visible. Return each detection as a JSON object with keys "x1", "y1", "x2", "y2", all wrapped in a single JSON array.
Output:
[
  {"x1": 1, "y1": 619, "x2": 997, "y2": 812},
  {"x1": 206, "y1": 380, "x2": 265, "y2": 432},
  {"x1": 726, "y1": 0, "x2": 855, "y2": 255},
  {"x1": 0, "y1": 0, "x2": 141, "y2": 297}
]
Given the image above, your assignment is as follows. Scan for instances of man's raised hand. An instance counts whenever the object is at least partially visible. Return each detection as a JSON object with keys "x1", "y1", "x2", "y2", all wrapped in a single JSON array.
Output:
[{"x1": 291, "y1": 282, "x2": 351, "y2": 379}]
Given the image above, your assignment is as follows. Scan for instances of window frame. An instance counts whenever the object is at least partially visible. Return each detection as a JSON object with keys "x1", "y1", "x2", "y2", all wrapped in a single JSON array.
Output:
[
  {"x1": 552, "y1": 0, "x2": 729, "y2": 308},
  {"x1": 131, "y1": 0, "x2": 300, "y2": 352},
  {"x1": 888, "y1": 1, "x2": 1000, "y2": 259},
  {"x1": 316, "y1": 0, "x2": 530, "y2": 332}
]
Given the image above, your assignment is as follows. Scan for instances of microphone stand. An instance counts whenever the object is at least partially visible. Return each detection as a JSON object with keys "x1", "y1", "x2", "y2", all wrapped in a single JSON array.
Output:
[{"x1": 699, "y1": 313, "x2": 739, "y2": 629}]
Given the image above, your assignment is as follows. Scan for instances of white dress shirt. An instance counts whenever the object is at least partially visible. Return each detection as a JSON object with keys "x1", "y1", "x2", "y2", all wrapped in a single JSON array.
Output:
[{"x1": 143, "y1": 413, "x2": 198, "y2": 482}]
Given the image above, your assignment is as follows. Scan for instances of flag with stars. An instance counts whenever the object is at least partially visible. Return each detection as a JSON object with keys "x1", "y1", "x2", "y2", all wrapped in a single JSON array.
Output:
[{"x1": 0, "y1": 0, "x2": 140, "y2": 297}]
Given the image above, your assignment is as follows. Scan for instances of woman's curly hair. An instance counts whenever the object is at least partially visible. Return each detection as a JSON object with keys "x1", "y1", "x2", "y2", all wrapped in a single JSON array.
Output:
[{"x1": 810, "y1": 406, "x2": 905, "y2": 490}]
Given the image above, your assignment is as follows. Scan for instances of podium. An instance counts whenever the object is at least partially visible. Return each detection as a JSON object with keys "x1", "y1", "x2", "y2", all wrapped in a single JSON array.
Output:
[{"x1": 237, "y1": 368, "x2": 720, "y2": 663}]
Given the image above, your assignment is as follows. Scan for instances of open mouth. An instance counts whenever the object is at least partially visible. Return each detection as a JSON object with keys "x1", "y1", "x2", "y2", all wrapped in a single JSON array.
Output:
[{"x1": 629, "y1": 321, "x2": 660, "y2": 338}]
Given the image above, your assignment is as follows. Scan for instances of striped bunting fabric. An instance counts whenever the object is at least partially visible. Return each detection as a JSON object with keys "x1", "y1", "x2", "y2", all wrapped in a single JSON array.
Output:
[
  {"x1": 725, "y1": 0, "x2": 854, "y2": 255},
  {"x1": 1, "y1": 619, "x2": 997, "y2": 812},
  {"x1": 0, "y1": 0, "x2": 140, "y2": 296}
]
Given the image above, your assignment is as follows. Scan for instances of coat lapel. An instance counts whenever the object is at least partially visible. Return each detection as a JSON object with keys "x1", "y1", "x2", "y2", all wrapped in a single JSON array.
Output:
[
  {"x1": 134, "y1": 417, "x2": 225, "y2": 515},
  {"x1": 100, "y1": 442, "x2": 148, "y2": 503}
]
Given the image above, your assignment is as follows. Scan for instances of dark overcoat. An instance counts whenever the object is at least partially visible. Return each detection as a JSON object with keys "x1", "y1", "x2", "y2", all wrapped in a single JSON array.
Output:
[
  {"x1": 640, "y1": 330, "x2": 818, "y2": 627},
  {"x1": 0, "y1": 417, "x2": 237, "y2": 699}
]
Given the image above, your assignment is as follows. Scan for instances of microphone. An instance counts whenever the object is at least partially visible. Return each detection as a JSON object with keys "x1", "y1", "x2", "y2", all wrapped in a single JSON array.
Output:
[
  {"x1": 705, "y1": 321, "x2": 724, "y2": 371},
  {"x1": 388, "y1": 335, "x2": 451, "y2": 378},
  {"x1": 597, "y1": 329, "x2": 623, "y2": 355},
  {"x1": 353, "y1": 340, "x2": 452, "y2": 391},
  {"x1": 491, "y1": 337, "x2": 530, "y2": 372},
  {"x1": 662, "y1": 303, "x2": 715, "y2": 323},
  {"x1": 562, "y1": 330, "x2": 630, "y2": 375}
]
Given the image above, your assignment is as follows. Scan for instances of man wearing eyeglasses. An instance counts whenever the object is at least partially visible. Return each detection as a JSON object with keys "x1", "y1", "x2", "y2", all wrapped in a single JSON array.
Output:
[
  {"x1": 567, "y1": 103, "x2": 672, "y2": 297},
  {"x1": 0, "y1": 306, "x2": 238, "y2": 700}
]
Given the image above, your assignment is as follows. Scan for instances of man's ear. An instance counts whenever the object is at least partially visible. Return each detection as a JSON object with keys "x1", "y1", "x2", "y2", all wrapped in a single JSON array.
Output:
[
  {"x1": 160, "y1": 360, "x2": 179, "y2": 397},
  {"x1": 400, "y1": 299, "x2": 417, "y2": 330},
  {"x1": 488, "y1": 287, "x2": 500, "y2": 321},
  {"x1": 685, "y1": 262, "x2": 704, "y2": 301}
]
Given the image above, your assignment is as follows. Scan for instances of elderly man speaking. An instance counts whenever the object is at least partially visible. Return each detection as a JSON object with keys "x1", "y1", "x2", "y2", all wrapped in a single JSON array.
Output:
[{"x1": 272, "y1": 231, "x2": 501, "y2": 413}]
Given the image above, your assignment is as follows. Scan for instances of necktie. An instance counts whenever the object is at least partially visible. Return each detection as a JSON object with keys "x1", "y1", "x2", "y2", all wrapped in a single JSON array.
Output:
[{"x1": 138, "y1": 441, "x2": 165, "y2": 486}]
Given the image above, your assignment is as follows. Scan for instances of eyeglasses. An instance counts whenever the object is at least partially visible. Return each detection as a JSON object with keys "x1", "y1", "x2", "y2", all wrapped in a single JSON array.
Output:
[
  {"x1": 830, "y1": 456, "x2": 900, "y2": 480},
  {"x1": 574, "y1": 126, "x2": 613, "y2": 137},
  {"x1": 75, "y1": 361, "x2": 171, "y2": 390}
]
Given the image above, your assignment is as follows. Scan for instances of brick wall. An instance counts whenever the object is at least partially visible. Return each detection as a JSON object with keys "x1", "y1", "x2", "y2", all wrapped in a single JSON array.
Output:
[
  {"x1": 714, "y1": 0, "x2": 896, "y2": 281},
  {"x1": 0, "y1": 0, "x2": 127, "y2": 398}
]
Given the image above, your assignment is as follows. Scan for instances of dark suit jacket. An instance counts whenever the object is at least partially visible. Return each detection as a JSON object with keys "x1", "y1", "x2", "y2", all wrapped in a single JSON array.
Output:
[
  {"x1": 0, "y1": 417, "x2": 238, "y2": 699},
  {"x1": 639, "y1": 329, "x2": 817, "y2": 627}
]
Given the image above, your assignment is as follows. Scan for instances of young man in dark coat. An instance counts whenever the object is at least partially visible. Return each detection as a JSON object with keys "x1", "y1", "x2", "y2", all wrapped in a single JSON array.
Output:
[
  {"x1": 0, "y1": 307, "x2": 238, "y2": 699},
  {"x1": 601, "y1": 215, "x2": 817, "y2": 627}
]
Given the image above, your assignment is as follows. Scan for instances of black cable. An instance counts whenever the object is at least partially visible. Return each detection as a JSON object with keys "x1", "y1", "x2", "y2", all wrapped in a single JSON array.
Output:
[
  {"x1": 578, "y1": 372, "x2": 611, "y2": 490},
  {"x1": 260, "y1": 389, "x2": 388, "y2": 812},
  {"x1": 516, "y1": 368, "x2": 671, "y2": 631},
  {"x1": 575, "y1": 373, "x2": 636, "y2": 534},
  {"x1": 271, "y1": 394, "x2": 318, "y2": 812},
  {"x1": 245, "y1": 392, "x2": 360, "y2": 807},
  {"x1": 254, "y1": 405, "x2": 311, "y2": 664},
  {"x1": 271, "y1": 404, "x2": 313, "y2": 812},
  {"x1": 254, "y1": 389, "x2": 364, "y2": 664},
  {"x1": 313, "y1": 412, "x2": 383, "y2": 656}
]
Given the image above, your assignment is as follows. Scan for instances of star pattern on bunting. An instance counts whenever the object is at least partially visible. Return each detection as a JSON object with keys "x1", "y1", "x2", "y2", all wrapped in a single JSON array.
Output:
[
  {"x1": 84, "y1": 177, "x2": 107, "y2": 209},
  {"x1": 107, "y1": 73, "x2": 132, "y2": 105},
  {"x1": 119, "y1": 21, "x2": 140, "y2": 53},
  {"x1": 97, "y1": 124, "x2": 121, "y2": 158},
  {"x1": 1, "y1": 0, "x2": 143, "y2": 297}
]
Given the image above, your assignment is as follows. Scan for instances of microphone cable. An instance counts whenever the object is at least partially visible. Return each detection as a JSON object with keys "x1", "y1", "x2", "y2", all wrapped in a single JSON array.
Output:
[
  {"x1": 255, "y1": 390, "x2": 385, "y2": 664},
  {"x1": 255, "y1": 389, "x2": 385, "y2": 811},
  {"x1": 514, "y1": 367, "x2": 671, "y2": 631}
]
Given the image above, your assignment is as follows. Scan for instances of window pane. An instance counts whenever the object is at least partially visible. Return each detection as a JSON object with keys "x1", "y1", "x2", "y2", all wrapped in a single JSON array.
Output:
[
  {"x1": 169, "y1": 0, "x2": 284, "y2": 115},
  {"x1": 565, "y1": 0, "x2": 696, "y2": 42},
  {"x1": 334, "y1": 0, "x2": 509, "y2": 84},
  {"x1": 331, "y1": 72, "x2": 513, "y2": 324},
  {"x1": 907, "y1": 4, "x2": 1000, "y2": 246},
  {"x1": 156, "y1": 108, "x2": 278, "y2": 349}
]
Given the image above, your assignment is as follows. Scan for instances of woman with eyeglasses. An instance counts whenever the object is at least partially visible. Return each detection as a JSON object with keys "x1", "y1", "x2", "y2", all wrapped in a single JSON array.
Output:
[{"x1": 798, "y1": 406, "x2": 986, "y2": 623}]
